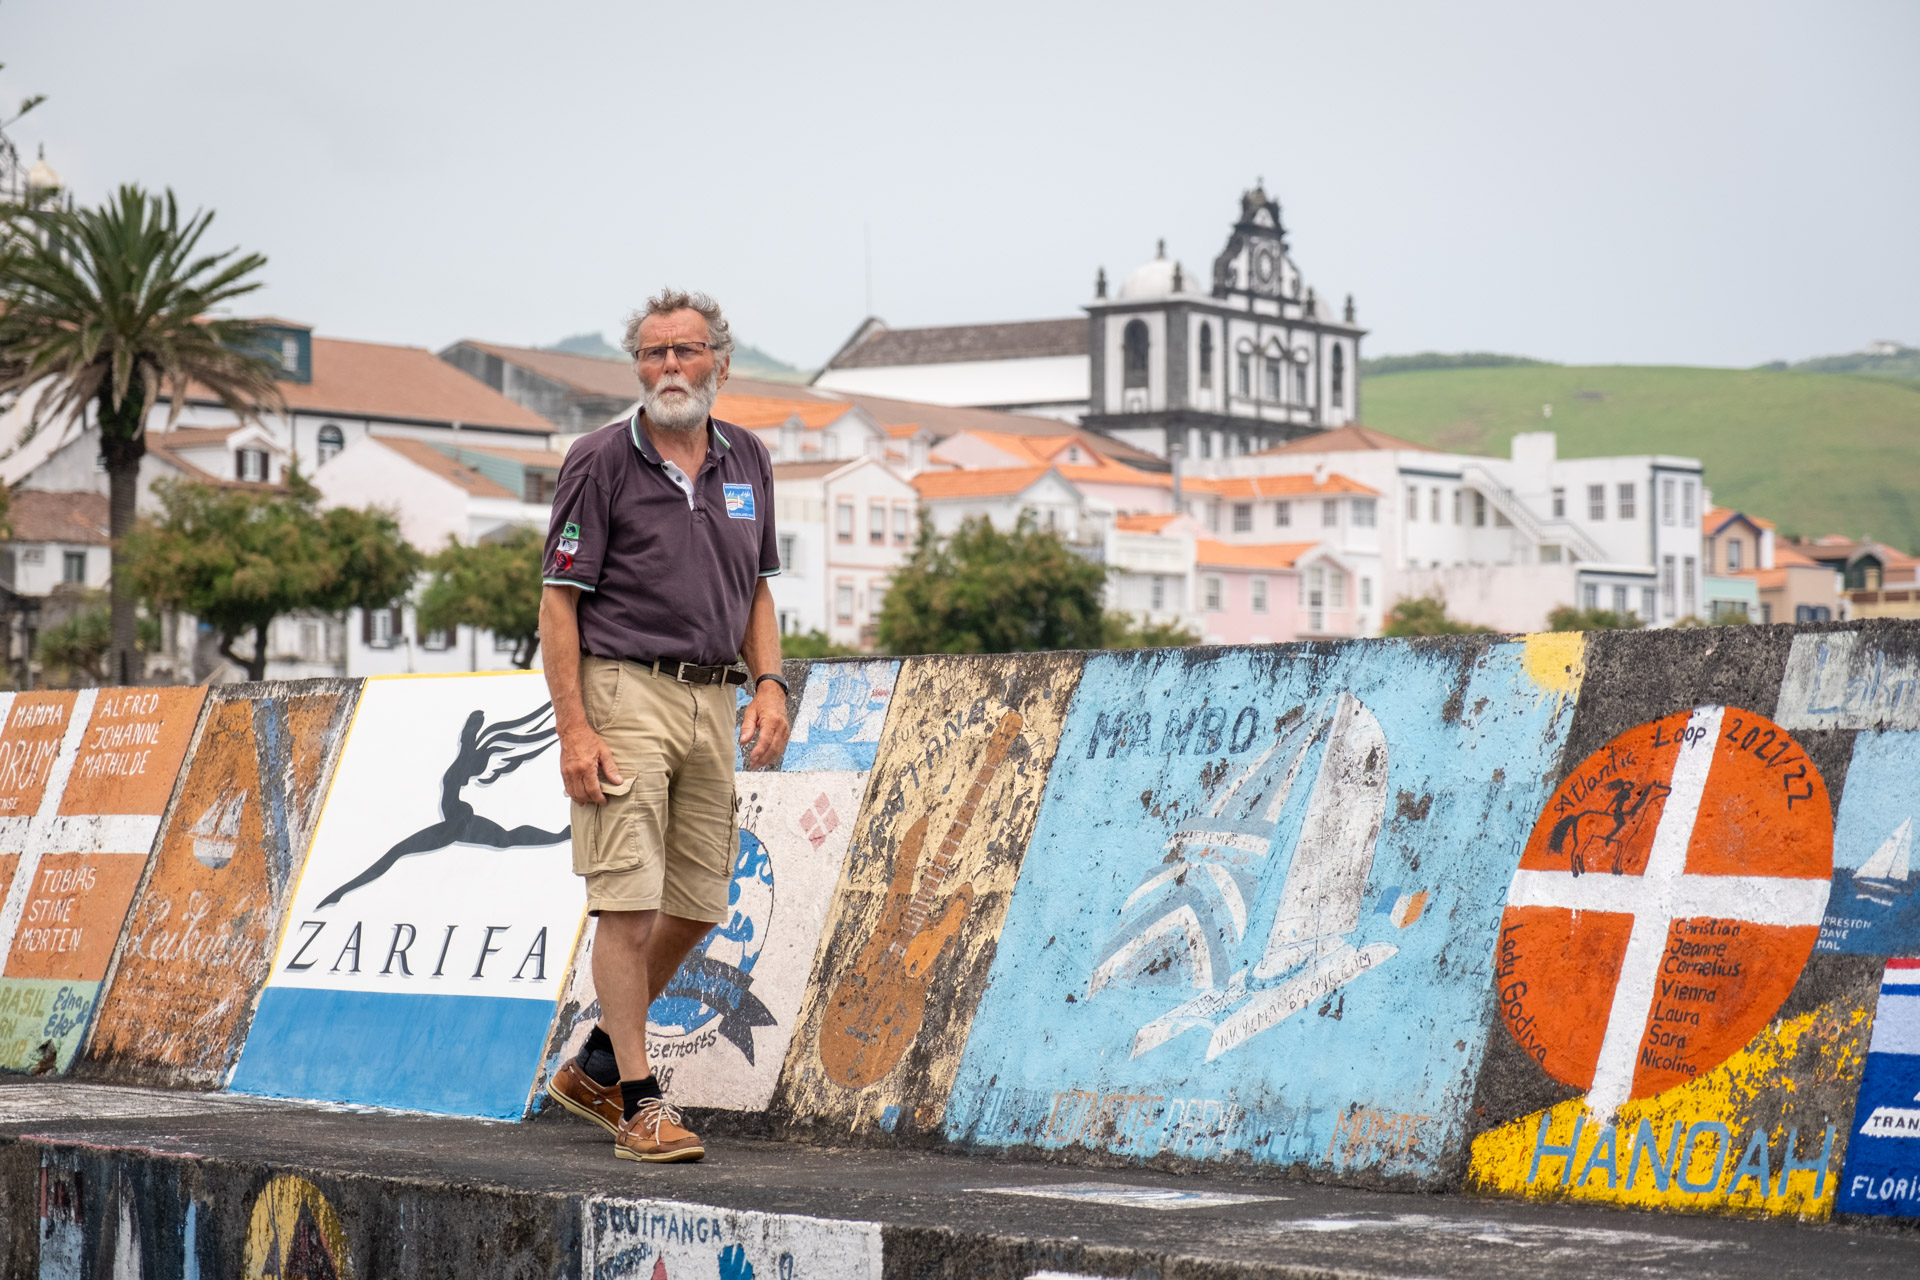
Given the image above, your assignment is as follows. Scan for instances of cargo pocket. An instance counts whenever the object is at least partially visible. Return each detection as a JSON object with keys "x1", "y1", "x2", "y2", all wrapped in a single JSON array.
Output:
[{"x1": 573, "y1": 775, "x2": 643, "y2": 877}]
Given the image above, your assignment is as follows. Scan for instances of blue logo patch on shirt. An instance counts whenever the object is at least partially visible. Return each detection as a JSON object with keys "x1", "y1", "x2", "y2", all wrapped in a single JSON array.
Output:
[{"x1": 723, "y1": 483, "x2": 756, "y2": 520}]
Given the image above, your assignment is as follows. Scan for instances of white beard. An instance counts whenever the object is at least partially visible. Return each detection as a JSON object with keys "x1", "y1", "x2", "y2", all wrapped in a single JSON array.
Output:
[{"x1": 640, "y1": 367, "x2": 719, "y2": 433}]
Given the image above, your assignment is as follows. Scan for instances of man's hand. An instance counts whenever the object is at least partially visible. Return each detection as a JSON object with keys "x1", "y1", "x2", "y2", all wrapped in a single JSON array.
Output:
[
  {"x1": 560, "y1": 724, "x2": 622, "y2": 805},
  {"x1": 739, "y1": 683, "x2": 791, "y2": 771}
]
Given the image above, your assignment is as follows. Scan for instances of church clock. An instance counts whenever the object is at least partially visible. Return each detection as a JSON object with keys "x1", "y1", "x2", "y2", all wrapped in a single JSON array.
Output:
[{"x1": 1252, "y1": 244, "x2": 1280, "y2": 294}]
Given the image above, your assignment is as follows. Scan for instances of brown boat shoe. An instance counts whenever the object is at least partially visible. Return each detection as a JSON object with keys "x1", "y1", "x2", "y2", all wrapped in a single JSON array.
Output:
[
  {"x1": 615, "y1": 1097, "x2": 706, "y2": 1163},
  {"x1": 546, "y1": 1059, "x2": 623, "y2": 1136}
]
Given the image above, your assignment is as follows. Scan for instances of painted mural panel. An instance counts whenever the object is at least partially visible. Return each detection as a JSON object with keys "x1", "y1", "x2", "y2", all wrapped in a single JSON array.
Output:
[
  {"x1": 944, "y1": 637, "x2": 1583, "y2": 1183},
  {"x1": 80, "y1": 682, "x2": 359, "y2": 1088},
  {"x1": 1838, "y1": 959, "x2": 1920, "y2": 1217},
  {"x1": 1468, "y1": 704, "x2": 1879, "y2": 1218},
  {"x1": 583, "y1": 1197, "x2": 881, "y2": 1279},
  {"x1": 0, "y1": 688, "x2": 206, "y2": 1073},
  {"x1": 1776, "y1": 631, "x2": 1920, "y2": 731},
  {"x1": 229, "y1": 673, "x2": 581, "y2": 1118},
  {"x1": 778, "y1": 652, "x2": 1082, "y2": 1138},
  {"x1": 533, "y1": 660, "x2": 897, "y2": 1114},
  {"x1": 1815, "y1": 729, "x2": 1920, "y2": 957}
]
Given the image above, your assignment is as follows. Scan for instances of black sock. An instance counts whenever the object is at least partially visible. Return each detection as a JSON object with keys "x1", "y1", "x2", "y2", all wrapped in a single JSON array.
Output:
[
  {"x1": 620, "y1": 1074, "x2": 662, "y2": 1120},
  {"x1": 578, "y1": 1025, "x2": 620, "y2": 1087}
]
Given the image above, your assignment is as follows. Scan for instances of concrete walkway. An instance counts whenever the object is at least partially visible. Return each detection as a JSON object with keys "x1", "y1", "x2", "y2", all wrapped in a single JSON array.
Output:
[{"x1": 0, "y1": 1080, "x2": 1913, "y2": 1279}]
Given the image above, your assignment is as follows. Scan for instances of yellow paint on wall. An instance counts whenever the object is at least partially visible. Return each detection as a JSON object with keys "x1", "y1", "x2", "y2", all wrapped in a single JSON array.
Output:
[
  {"x1": 243, "y1": 1174, "x2": 353, "y2": 1278},
  {"x1": 1519, "y1": 631, "x2": 1586, "y2": 707},
  {"x1": 1469, "y1": 1002, "x2": 1871, "y2": 1220}
]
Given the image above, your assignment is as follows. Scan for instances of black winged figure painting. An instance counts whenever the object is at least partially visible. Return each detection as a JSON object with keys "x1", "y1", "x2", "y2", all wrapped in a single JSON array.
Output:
[{"x1": 317, "y1": 704, "x2": 571, "y2": 908}]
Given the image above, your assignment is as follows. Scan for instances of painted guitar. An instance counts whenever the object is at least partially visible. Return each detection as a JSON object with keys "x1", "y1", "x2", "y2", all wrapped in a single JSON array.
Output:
[{"x1": 817, "y1": 711, "x2": 1024, "y2": 1089}]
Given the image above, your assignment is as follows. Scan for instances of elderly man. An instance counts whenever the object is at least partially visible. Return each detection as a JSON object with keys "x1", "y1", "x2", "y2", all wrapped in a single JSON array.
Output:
[{"x1": 540, "y1": 288, "x2": 789, "y2": 1163}]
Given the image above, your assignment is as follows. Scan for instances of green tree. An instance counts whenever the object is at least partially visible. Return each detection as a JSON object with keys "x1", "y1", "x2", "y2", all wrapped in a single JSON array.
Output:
[
  {"x1": 417, "y1": 526, "x2": 543, "y2": 669},
  {"x1": 877, "y1": 514, "x2": 1107, "y2": 654},
  {"x1": 125, "y1": 475, "x2": 420, "y2": 681},
  {"x1": 1381, "y1": 594, "x2": 1494, "y2": 637},
  {"x1": 780, "y1": 629, "x2": 863, "y2": 659},
  {"x1": 1545, "y1": 605, "x2": 1647, "y2": 632},
  {"x1": 0, "y1": 186, "x2": 282, "y2": 684},
  {"x1": 1103, "y1": 612, "x2": 1199, "y2": 648},
  {"x1": 33, "y1": 599, "x2": 160, "y2": 685}
]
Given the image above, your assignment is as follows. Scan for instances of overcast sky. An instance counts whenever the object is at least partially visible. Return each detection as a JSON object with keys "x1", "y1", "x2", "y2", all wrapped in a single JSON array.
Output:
[{"x1": 3, "y1": 1, "x2": 1913, "y2": 369}]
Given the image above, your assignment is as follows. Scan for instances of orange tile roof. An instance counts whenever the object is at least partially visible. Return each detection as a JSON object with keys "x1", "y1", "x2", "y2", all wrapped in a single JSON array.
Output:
[
  {"x1": 181, "y1": 338, "x2": 555, "y2": 433},
  {"x1": 7, "y1": 489, "x2": 110, "y2": 543},
  {"x1": 911, "y1": 466, "x2": 1056, "y2": 500},
  {"x1": 1255, "y1": 424, "x2": 1433, "y2": 456},
  {"x1": 1056, "y1": 463, "x2": 1173, "y2": 489},
  {"x1": 374, "y1": 437, "x2": 517, "y2": 499},
  {"x1": 885, "y1": 423, "x2": 924, "y2": 438},
  {"x1": 1115, "y1": 513, "x2": 1181, "y2": 533},
  {"x1": 1186, "y1": 473, "x2": 1379, "y2": 499},
  {"x1": 712, "y1": 391, "x2": 853, "y2": 430},
  {"x1": 1705, "y1": 505, "x2": 1776, "y2": 533},
  {"x1": 1772, "y1": 545, "x2": 1826, "y2": 569},
  {"x1": 149, "y1": 425, "x2": 249, "y2": 449},
  {"x1": 434, "y1": 442, "x2": 566, "y2": 470},
  {"x1": 1194, "y1": 539, "x2": 1319, "y2": 571}
]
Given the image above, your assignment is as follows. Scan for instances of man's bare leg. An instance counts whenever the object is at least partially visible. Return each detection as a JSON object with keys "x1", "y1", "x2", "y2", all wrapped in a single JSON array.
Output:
[{"x1": 592, "y1": 908, "x2": 716, "y2": 1083}]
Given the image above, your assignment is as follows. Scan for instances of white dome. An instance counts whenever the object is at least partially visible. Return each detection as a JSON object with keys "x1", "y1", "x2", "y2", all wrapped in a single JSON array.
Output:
[
  {"x1": 1118, "y1": 251, "x2": 1193, "y2": 300},
  {"x1": 25, "y1": 149, "x2": 59, "y2": 192}
]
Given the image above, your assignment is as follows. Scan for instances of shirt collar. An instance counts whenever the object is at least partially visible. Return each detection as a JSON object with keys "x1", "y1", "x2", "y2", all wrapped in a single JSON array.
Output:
[{"x1": 628, "y1": 410, "x2": 731, "y2": 465}]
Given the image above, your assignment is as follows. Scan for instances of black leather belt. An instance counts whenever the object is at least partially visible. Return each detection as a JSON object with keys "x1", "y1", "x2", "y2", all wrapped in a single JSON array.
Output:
[{"x1": 646, "y1": 659, "x2": 747, "y2": 687}]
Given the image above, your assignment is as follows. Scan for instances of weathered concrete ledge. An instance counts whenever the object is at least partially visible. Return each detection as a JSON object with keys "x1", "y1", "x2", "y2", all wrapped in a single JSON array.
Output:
[{"x1": 1, "y1": 1082, "x2": 1913, "y2": 1280}]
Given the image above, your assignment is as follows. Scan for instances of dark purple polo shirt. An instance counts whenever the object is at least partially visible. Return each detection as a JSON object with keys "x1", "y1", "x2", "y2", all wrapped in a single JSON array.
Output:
[{"x1": 543, "y1": 411, "x2": 779, "y2": 666}]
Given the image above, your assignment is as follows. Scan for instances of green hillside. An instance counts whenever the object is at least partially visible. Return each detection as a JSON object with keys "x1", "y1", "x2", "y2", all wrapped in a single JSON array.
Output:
[{"x1": 1359, "y1": 365, "x2": 1920, "y2": 552}]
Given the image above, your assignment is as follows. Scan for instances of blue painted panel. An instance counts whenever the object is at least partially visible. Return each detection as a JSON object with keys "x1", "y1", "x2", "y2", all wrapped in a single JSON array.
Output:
[
  {"x1": 1817, "y1": 730, "x2": 1920, "y2": 956},
  {"x1": 784, "y1": 660, "x2": 898, "y2": 772},
  {"x1": 1838, "y1": 962, "x2": 1920, "y2": 1217},
  {"x1": 943, "y1": 642, "x2": 1576, "y2": 1181},
  {"x1": 230, "y1": 987, "x2": 557, "y2": 1118}
]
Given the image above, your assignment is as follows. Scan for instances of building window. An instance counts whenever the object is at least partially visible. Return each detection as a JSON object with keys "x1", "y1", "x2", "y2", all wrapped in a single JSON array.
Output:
[
  {"x1": 317, "y1": 423, "x2": 345, "y2": 465},
  {"x1": 1406, "y1": 487, "x2": 1419, "y2": 522},
  {"x1": 524, "y1": 472, "x2": 557, "y2": 503},
  {"x1": 1251, "y1": 577, "x2": 1268, "y2": 613},
  {"x1": 1796, "y1": 604, "x2": 1831, "y2": 623},
  {"x1": 1322, "y1": 498, "x2": 1339, "y2": 527},
  {"x1": 1682, "y1": 481, "x2": 1696, "y2": 526},
  {"x1": 1430, "y1": 488, "x2": 1441, "y2": 523},
  {"x1": 869, "y1": 501, "x2": 885, "y2": 545},
  {"x1": 1613, "y1": 585, "x2": 1628, "y2": 613},
  {"x1": 1275, "y1": 500, "x2": 1291, "y2": 528},
  {"x1": 1303, "y1": 565, "x2": 1324, "y2": 612},
  {"x1": 893, "y1": 503, "x2": 911, "y2": 545},
  {"x1": 1683, "y1": 556, "x2": 1696, "y2": 615},
  {"x1": 1198, "y1": 323, "x2": 1213, "y2": 389},
  {"x1": 1551, "y1": 487, "x2": 1565, "y2": 519},
  {"x1": 1661, "y1": 555, "x2": 1677, "y2": 615},
  {"x1": 1203, "y1": 575, "x2": 1223, "y2": 612},
  {"x1": 1122, "y1": 320, "x2": 1150, "y2": 389},
  {"x1": 1662, "y1": 478, "x2": 1676, "y2": 525},
  {"x1": 1727, "y1": 540, "x2": 1742, "y2": 572},
  {"x1": 823, "y1": 430, "x2": 840, "y2": 458},
  {"x1": 1583, "y1": 583, "x2": 1598, "y2": 610},
  {"x1": 1588, "y1": 484, "x2": 1605, "y2": 520},
  {"x1": 1232, "y1": 503, "x2": 1253, "y2": 533},
  {"x1": 1294, "y1": 363, "x2": 1308, "y2": 403},
  {"x1": 1264, "y1": 358, "x2": 1281, "y2": 402},
  {"x1": 869, "y1": 580, "x2": 888, "y2": 615},
  {"x1": 418, "y1": 625, "x2": 451, "y2": 652},
  {"x1": 1351, "y1": 498, "x2": 1376, "y2": 528},
  {"x1": 835, "y1": 581, "x2": 854, "y2": 622},
  {"x1": 1150, "y1": 575, "x2": 1165, "y2": 611},
  {"x1": 1618, "y1": 483, "x2": 1636, "y2": 519},
  {"x1": 364, "y1": 606, "x2": 401, "y2": 648},
  {"x1": 1329, "y1": 570, "x2": 1346, "y2": 608},
  {"x1": 302, "y1": 621, "x2": 325, "y2": 659},
  {"x1": 1642, "y1": 586, "x2": 1657, "y2": 620},
  {"x1": 62, "y1": 550, "x2": 86, "y2": 583},
  {"x1": 1539, "y1": 544, "x2": 1563, "y2": 563},
  {"x1": 1360, "y1": 577, "x2": 1372, "y2": 607},
  {"x1": 1474, "y1": 491, "x2": 1487, "y2": 527},
  {"x1": 1199, "y1": 432, "x2": 1212, "y2": 460},
  {"x1": 836, "y1": 501, "x2": 854, "y2": 543},
  {"x1": 1237, "y1": 354, "x2": 1251, "y2": 398},
  {"x1": 280, "y1": 335, "x2": 300, "y2": 372},
  {"x1": 1331, "y1": 345, "x2": 1345, "y2": 408},
  {"x1": 778, "y1": 534, "x2": 797, "y2": 571},
  {"x1": 1452, "y1": 489, "x2": 1462, "y2": 524},
  {"x1": 237, "y1": 448, "x2": 268, "y2": 483}
]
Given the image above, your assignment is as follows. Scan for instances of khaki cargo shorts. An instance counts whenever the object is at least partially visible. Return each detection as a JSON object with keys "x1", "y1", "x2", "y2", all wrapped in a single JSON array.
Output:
[{"x1": 573, "y1": 655, "x2": 737, "y2": 922}]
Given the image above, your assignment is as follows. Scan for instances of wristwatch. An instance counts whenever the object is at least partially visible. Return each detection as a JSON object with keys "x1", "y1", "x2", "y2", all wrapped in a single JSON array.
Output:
[{"x1": 755, "y1": 672, "x2": 790, "y2": 695}]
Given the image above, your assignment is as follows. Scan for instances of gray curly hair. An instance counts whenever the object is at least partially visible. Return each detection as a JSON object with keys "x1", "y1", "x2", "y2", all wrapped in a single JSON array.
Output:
[{"x1": 621, "y1": 288, "x2": 735, "y2": 362}]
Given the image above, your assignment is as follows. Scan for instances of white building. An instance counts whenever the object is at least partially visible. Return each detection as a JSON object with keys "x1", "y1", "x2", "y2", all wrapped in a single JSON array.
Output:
[
  {"x1": 768, "y1": 457, "x2": 918, "y2": 646},
  {"x1": 813, "y1": 318, "x2": 1090, "y2": 420}
]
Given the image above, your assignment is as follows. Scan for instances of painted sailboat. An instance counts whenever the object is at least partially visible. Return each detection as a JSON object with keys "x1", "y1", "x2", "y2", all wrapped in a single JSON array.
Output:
[
  {"x1": 191, "y1": 790, "x2": 248, "y2": 869},
  {"x1": 1854, "y1": 817, "x2": 1913, "y2": 907}
]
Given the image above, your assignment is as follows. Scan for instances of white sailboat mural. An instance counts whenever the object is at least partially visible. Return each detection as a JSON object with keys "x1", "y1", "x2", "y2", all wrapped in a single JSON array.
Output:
[
  {"x1": 1854, "y1": 817, "x2": 1913, "y2": 907},
  {"x1": 1087, "y1": 692, "x2": 1407, "y2": 1061},
  {"x1": 190, "y1": 790, "x2": 248, "y2": 869}
]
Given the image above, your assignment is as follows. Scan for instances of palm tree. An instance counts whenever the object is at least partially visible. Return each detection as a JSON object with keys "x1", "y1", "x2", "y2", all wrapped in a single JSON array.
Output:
[{"x1": 0, "y1": 185, "x2": 283, "y2": 683}]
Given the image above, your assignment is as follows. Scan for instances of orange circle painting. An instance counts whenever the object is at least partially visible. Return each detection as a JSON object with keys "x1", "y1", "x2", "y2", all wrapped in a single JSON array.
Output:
[{"x1": 1496, "y1": 706, "x2": 1833, "y2": 1115}]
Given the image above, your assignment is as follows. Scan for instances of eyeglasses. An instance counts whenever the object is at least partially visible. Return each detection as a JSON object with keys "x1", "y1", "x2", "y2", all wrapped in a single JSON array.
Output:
[{"x1": 636, "y1": 342, "x2": 715, "y2": 365}]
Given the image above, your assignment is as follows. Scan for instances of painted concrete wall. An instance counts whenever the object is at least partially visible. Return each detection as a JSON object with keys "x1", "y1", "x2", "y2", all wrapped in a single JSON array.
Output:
[{"x1": 3, "y1": 621, "x2": 1919, "y2": 1228}]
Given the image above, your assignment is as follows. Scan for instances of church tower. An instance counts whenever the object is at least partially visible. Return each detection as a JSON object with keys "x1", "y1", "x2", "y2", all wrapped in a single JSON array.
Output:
[{"x1": 1083, "y1": 185, "x2": 1366, "y2": 461}]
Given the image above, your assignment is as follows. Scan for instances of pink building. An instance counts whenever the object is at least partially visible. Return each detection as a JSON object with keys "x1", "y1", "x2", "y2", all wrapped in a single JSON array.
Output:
[{"x1": 1193, "y1": 539, "x2": 1365, "y2": 645}]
